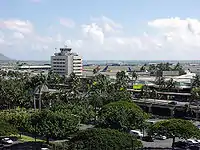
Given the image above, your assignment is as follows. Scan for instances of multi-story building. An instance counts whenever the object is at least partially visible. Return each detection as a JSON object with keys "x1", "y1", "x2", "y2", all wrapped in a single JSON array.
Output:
[{"x1": 51, "y1": 46, "x2": 82, "y2": 76}]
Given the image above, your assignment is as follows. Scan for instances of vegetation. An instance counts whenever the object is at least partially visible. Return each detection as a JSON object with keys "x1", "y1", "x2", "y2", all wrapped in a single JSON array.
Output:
[
  {"x1": 0, "y1": 62, "x2": 198, "y2": 148},
  {"x1": 149, "y1": 119, "x2": 200, "y2": 148},
  {"x1": 68, "y1": 128, "x2": 143, "y2": 150},
  {"x1": 143, "y1": 62, "x2": 186, "y2": 76},
  {"x1": 30, "y1": 109, "x2": 80, "y2": 143},
  {"x1": 0, "y1": 121, "x2": 18, "y2": 136},
  {"x1": 98, "y1": 101, "x2": 148, "y2": 131}
]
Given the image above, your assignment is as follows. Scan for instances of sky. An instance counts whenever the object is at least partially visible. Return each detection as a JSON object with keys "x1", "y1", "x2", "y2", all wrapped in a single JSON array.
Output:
[{"x1": 1, "y1": 0, "x2": 200, "y2": 60}]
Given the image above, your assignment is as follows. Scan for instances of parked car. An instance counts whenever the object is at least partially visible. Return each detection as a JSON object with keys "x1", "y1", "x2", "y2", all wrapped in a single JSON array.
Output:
[
  {"x1": 173, "y1": 141, "x2": 190, "y2": 149},
  {"x1": 174, "y1": 141, "x2": 200, "y2": 150},
  {"x1": 142, "y1": 135, "x2": 154, "y2": 142},
  {"x1": 1, "y1": 138, "x2": 13, "y2": 144},
  {"x1": 187, "y1": 139, "x2": 199, "y2": 145},
  {"x1": 154, "y1": 134, "x2": 167, "y2": 140},
  {"x1": 168, "y1": 101, "x2": 177, "y2": 105},
  {"x1": 129, "y1": 130, "x2": 143, "y2": 139}
]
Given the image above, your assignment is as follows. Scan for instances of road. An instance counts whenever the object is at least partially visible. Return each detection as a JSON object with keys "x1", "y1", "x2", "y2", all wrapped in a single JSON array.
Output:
[
  {"x1": 132, "y1": 98, "x2": 191, "y2": 107},
  {"x1": 142, "y1": 138, "x2": 181, "y2": 148}
]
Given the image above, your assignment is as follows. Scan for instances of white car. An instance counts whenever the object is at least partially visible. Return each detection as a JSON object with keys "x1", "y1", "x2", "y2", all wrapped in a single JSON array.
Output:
[
  {"x1": 186, "y1": 139, "x2": 199, "y2": 144},
  {"x1": 2, "y1": 138, "x2": 13, "y2": 144},
  {"x1": 129, "y1": 130, "x2": 143, "y2": 139}
]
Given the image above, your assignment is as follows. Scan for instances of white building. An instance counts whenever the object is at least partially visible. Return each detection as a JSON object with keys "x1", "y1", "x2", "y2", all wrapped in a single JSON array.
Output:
[{"x1": 51, "y1": 46, "x2": 82, "y2": 76}]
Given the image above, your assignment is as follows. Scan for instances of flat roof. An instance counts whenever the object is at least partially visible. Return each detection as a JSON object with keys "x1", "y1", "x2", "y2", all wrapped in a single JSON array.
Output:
[{"x1": 19, "y1": 65, "x2": 51, "y2": 69}]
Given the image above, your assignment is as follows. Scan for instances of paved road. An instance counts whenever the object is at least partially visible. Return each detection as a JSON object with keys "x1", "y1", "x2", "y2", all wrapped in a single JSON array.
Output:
[
  {"x1": 142, "y1": 138, "x2": 181, "y2": 148},
  {"x1": 133, "y1": 98, "x2": 190, "y2": 106}
]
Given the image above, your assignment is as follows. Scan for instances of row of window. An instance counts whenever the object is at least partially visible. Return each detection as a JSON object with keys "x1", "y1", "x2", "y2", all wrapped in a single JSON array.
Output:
[
  {"x1": 73, "y1": 62, "x2": 82, "y2": 64},
  {"x1": 53, "y1": 65, "x2": 66, "y2": 68},
  {"x1": 54, "y1": 69, "x2": 65, "y2": 71},
  {"x1": 53, "y1": 59, "x2": 65, "y2": 61},
  {"x1": 53, "y1": 62, "x2": 66, "y2": 64}
]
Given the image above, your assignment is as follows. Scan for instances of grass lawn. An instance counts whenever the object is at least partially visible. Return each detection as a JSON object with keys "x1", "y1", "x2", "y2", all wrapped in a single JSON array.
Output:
[{"x1": 17, "y1": 135, "x2": 44, "y2": 142}]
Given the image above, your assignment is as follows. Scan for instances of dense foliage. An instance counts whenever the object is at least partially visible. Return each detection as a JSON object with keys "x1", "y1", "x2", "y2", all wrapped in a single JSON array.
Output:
[
  {"x1": 50, "y1": 103, "x2": 95, "y2": 124},
  {"x1": 0, "y1": 121, "x2": 18, "y2": 136},
  {"x1": 149, "y1": 119, "x2": 200, "y2": 147},
  {"x1": 98, "y1": 101, "x2": 148, "y2": 131},
  {"x1": 68, "y1": 128, "x2": 143, "y2": 150},
  {"x1": 30, "y1": 109, "x2": 80, "y2": 142},
  {"x1": 0, "y1": 109, "x2": 32, "y2": 134}
]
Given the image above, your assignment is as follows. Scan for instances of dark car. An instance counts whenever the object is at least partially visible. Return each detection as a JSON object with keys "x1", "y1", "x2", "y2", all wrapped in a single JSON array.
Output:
[
  {"x1": 173, "y1": 141, "x2": 189, "y2": 149},
  {"x1": 173, "y1": 141, "x2": 200, "y2": 150},
  {"x1": 142, "y1": 136, "x2": 154, "y2": 142},
  {"x1": 168, "y1": 101, "x2": 177, "y2": 105}
]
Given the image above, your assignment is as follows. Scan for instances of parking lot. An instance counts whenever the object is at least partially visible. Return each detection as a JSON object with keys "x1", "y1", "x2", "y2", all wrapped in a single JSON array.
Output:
[{"x1": 142, "y1": 138, "x2": 173, "y2": 148}]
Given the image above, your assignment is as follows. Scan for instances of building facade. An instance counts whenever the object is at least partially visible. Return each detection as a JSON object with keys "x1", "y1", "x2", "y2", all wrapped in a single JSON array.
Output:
[{"x1": 51, "y1": 47, "x2": 82, "y2": 76}]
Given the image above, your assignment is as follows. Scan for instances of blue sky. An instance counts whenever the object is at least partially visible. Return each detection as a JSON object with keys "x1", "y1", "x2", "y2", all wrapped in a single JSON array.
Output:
[{"x1": 0, "y1": 0, "x2": 200, "y2": 60}]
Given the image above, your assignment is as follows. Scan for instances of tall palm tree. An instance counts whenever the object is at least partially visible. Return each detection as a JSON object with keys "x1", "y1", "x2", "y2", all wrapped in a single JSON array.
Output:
[
  {"x1": 191, "y1": 87, "x2": 200, "y2": 120},
  {"x1": 131, "y1": 71, "x2": 138, "y2": 87},
  {"x1": 192, "y1": 75, "x2": 200, "y2": 88}
]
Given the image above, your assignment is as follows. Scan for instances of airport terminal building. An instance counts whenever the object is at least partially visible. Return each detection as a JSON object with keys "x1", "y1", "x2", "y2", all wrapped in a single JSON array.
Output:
[{"x1": 51, "y1": 46, "x2": 82, "y2": 76}]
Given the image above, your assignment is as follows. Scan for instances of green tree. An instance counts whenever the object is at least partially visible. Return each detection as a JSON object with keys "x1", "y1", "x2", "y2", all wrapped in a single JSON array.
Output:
[
  {"x1": 115, "y1": 71, "x2": 130, "y2": 90},
  {"x1": 98, "y1": 101, "x2": 148, "y2": 131},
  {"x1": 0, "y1": 109, "x2": 32, "y2": 136},
  {"x1": 0, "y1": 121, "x2": 18, "y2": 136},
  {"x1": 191, "y1": 87, "x2": 200, "y2": 119},
  {"x1": 166, "y1": 78, "x2": 176, "y2": 91},
  {"x1": 173, "y1": 62, "x2": 185, "y2": 75},
  {"x1": 149, "y1": 119, "x2": 200, "y2": 148},
  {"x1": 192, "y1": 75, "x2": 200, "y2": 88},
  {"x1": 69, "y1": 128, "x2": 143, "y2": 150},
  {"x1": 30, "y1": 109, "x2": 80, "y2": 143},
  {"x1": 50, "y1": 103, "x2": 95, "y2": 124}
]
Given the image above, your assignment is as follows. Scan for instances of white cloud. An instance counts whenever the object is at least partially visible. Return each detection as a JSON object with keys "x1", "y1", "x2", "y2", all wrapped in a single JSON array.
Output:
[
  {"x1": 0, "y1": 19, "x2": 33, "y2": 34},
  {"x1": 1, "y1": 17, "x2": 200, "y2": 60},
  {"x1": 81, "y1": 23, "x2": 104, "y2": 44},
  {"x1": 91, "y1": 16, "x2": 123, "y2": 34},
  {"x1": 59, "y1": 18, "x2": 75, "y2": 28},
  {"x1": 13, "y1": 32, "x2": 24, "y2": 39}
]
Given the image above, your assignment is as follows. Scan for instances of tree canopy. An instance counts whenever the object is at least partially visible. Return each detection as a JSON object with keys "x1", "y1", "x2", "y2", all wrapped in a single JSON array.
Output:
[
  {"x1": 0, "y1": 121, "x2": 18, "y2": 136},
  {"x1": 30, "y1": 110, "x2": 80, "y2": 143},
  {"x1": 69, "y1": 128, "x2": 143, "y2": 150},
  {"x1": 149, "y1": 119, "x2": 200, "y2": 147},
  {"x1": 98, "y1": 101, "x2": 148, "y2": 131}
]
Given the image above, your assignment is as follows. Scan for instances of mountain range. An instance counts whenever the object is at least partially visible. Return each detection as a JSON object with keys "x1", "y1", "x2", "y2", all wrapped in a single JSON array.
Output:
[{"x1": 0, "y1": 53, "x2": 11, "y2": 60}]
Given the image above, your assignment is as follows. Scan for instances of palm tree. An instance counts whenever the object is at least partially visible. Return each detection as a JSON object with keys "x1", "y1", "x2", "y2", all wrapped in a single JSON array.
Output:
[
  {"x1": 191, "y1": 87, "x2": 200, "y2": 120},
  {"x1": 155, "y1": 76, "x2": 166, "y2": 90},
  {"x1": 192, "y1": 75, "x2": 200, "y2": 88},
  {"x1": 131, "y1": 71, "x2": 137, "y2": 87},
  {"x1": 166, "y1": 78, "x2": 175, "y2": 92}
]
